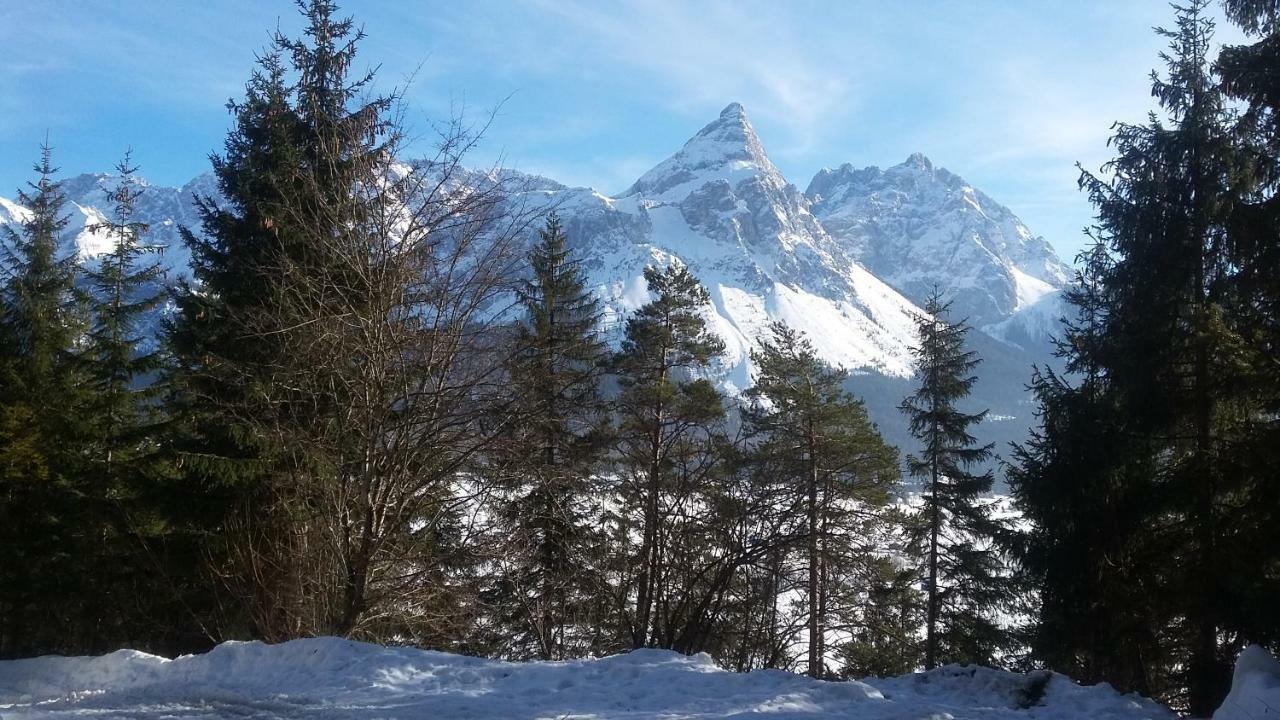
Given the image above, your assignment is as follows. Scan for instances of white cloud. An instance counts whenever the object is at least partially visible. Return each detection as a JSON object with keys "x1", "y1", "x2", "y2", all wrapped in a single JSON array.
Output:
[{"x1": 516, "y1": 0, "x2": 864, "y2": 151}]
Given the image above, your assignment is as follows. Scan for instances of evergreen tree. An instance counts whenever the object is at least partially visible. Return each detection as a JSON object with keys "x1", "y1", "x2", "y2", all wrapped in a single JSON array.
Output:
[
  {"x1": 485, "y1": 213, "x2": 611, "y2": 660},
  {"x1": 900, "y1": 291, "x2": 1007, "y2": 669},
  {"x1": 1007, "y1": 239, "x2": 1170, "y2": 695},
  {"x1": 76, "y1": 153, "x2": 175, "y2": 650},
  {"x1": 84, "y1": 152, "x2": 167, "y2": 489},
  {"x1": 170, "y1": 0, "x2": 523, "y2": 643},
  {"x1": 0, "y1": 144, "x2": 84, "y2": 406},
  {"x1": 1014, "y1": 3, "x2": 1269, "y2": 711},
  {"x1": 744, "y1": 321, "x2": 901, "y2": 678},
  {"x1": 611, "y1": 263, "x2": 726, "y2": 649},
  {"x1": 1079, "y1": 6, "x2": 1252, "y2": 711},
  {"x1": 167, "y1": 0, "x2": 396, "y2": 639},
  {"x1": 1216, "y1": 0, "x2": 1280, "y2": 666},
  {"x1": 0, "y1": 144, "x2": 89, "y2": 656}
]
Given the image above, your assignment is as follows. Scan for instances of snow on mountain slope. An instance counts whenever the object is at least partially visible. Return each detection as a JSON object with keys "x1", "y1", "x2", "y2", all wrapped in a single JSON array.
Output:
[
  {"x1": 0, "y1": 196, "x2": 31, "y2": 224},
  {"x1": 806, "y1": 154, "x2": 1071, "y2": 331},
  {"x1": 0, "y1": 105, "x2": 1066, "y2": 459},
  {"x1": 983, "y1": 289, "x2": 1070, "y2": 353},
  {"x1": 0, "y1": 171, "x2": 211, "y2": 279},
  {"x1": 515, "y1": 103, "x2": 923, "y2": 386},
  {"x1": 0, "y1": 636, "x2": 1175, "y2": 719}
]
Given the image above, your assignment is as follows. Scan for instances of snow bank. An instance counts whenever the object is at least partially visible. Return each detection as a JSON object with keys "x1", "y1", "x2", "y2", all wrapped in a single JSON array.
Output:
[
  {"x1": 0, "y1": 637, "x2": 1173, "y2": 719},
  {"x1": 1214, "y1": 645, "x2": 1280, "y2": 720}
]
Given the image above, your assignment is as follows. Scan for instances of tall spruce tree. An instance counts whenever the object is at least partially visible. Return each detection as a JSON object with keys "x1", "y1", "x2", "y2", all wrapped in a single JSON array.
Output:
[
  {"x1": 0, "y1": 144, "x2": 89, "y2": 656},
  {"x1": 172, "y1": 0, "x2": 525, "y2": 644},
  {"x1": 485, "y1": 214, "x2": 611, "y2": 660},
  {"x1": 612, "y1": 263, "x2": 726, "y2": 649},
  {"x1": 168, "y1": 0, "x2": 396, "y2": 639},
  {"x1": 1080, "y1": 6, "x2": 1251, "y2": 712},
  {"x1": 84, "y1": 153, "x2": 167, "y2": 492},
  {"x1": 77, "y1": 154, "x2": 173, "y2": 651},
  {"x1": 1013, "y1": 3, "x2": 1267, "y2": 711},
  {"x1": 744, "y1": 321, "x2": 901, "y2": 678},
  {"x1": 1007, "y1": 238, "x2": 1169, "y2": 694},
  {"x1": 1216, "y1": 0, "x2": 1280, "y2": 667},
  {"x1": 0, "y1": 144, "x2": 84, "y2": 411},
  {"x1": 900, "y1": 291, "x2": 1006, "y2": 669}
]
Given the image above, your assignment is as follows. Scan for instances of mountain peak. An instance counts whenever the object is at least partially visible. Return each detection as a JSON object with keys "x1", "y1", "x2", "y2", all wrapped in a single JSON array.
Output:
[
  {"x1": 622, "y1": 102, "x2": 778, "y2": 201},
  {"x1": 903, "y1": 152, "x2": 933, "y2": 171},
  {"x1": 696, "y1": 101, "x2": 757, "y2": 146},
  {"x1": 719, "y1": 102, "x2": 747, "y2": 120},
  {"x1": 806, "y1": 155, "x2": 1073, "y2": 328}
]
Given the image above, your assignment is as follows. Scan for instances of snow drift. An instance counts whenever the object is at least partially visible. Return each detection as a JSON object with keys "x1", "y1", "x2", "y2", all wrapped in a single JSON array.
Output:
[
  {"x1": 1214, "y1": 644, "x2": 1280, "y2": 720},
  {"x1": 0, "y1": 636, "x2": 1174, "y2": 719}
]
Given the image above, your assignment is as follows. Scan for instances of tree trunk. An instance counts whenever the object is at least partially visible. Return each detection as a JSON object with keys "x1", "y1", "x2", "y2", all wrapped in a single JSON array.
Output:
[
  {"x1": 806, "y1": 420, "x2": 822, "y2": 679},
  {"x1": 926, "y1": 444, "x2": 941, "y2": 670},
  {"x1": 634, "y1": 392, "x2": 664, "y2": 648}
]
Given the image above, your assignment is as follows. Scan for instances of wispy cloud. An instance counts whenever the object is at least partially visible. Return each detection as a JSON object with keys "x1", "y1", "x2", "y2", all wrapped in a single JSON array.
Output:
[
  {"x1": 504, "y1": 0, "x2": 866, "y2": 152},
  {"x1": 1, "y1": 0, "x2": 1251, "y2": 262}
]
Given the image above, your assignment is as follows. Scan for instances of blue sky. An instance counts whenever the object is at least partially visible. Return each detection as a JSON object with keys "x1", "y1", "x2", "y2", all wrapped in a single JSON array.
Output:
[{"x1": 0, "y1": 1, "x2": 1247, "y2": 263}]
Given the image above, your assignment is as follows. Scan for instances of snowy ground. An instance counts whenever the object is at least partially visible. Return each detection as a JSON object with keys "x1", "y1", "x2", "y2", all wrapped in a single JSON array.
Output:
[
  {"x1": 1214, "y1": 645, "x2": 1280, "y2": 720},
  {"x1": 0, "y1": 637, "x2": 1178, "y2": 719}
]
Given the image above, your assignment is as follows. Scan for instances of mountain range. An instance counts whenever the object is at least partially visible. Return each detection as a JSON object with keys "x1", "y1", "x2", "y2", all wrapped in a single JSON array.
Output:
[{"x1": 0, "y1": 103, "x2": 1074, "y2": 473}]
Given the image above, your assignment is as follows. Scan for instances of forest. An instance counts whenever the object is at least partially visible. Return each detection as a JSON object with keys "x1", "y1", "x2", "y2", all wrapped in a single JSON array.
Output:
[{"x1": 0, "y1": 1, "x2": 1277, "y2": 717}]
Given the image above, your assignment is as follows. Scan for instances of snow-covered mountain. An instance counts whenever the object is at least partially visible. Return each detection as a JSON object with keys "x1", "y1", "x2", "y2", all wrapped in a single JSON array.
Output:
[
  {"x1": 0, "y1": 103, "x2": 1071, "y2": 463},
  {"x1": 0, "y1": 171, "x2": 212, "y2": 276},
  {"x1": 806, "y1": 154, "x2": 1071, "y2": 344},
  {"x1": 505, "y1": 102, "x2": 923, "y2": 392}
]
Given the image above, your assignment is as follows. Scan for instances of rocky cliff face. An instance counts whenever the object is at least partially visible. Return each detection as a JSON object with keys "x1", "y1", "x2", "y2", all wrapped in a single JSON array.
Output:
[{"x1": 806, "y1": 154, "x2": 1071, "y2": 335}]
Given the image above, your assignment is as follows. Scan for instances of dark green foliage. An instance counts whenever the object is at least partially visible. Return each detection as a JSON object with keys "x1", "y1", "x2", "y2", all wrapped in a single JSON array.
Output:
[
  {"x1": 83, "y1": 153, "x2": 168, "y2": 490},
  {"x1": 167, "y1": 0, "x2": 398, "y2": 641},
  {"x1": 76, "y1": 155, "x2": 197, "y2": 654},
  {"x1": 0, "y1": 145, "x2": 90, "y2": 657},
  {"x1": 900, "y1": 291, "x2": 1008, "y2": 669},
  {"x1": 1007, "y1": 240, "x2": 1173, "y2": 696},
  {"x1": 1012, "y1": 2, "x2": 1280, "y2": 712},
  {"x1": 0, "y1": 144, "x2": 83, "y2": 402},
  {"x1": 1076, "y1": 7, "x2": 1249, "y2": 711},
  {"x1": 483, "y1": 214, "x2": 612, "y2": 660},
  {"x1": 1218, "y1": 0, "x2": 1280, "y2": 666}
]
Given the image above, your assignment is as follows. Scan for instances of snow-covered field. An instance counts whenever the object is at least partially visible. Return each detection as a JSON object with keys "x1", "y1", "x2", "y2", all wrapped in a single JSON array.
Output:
[{"x1": 0, "y1": 637, "x2": 1179, "y2": 719}]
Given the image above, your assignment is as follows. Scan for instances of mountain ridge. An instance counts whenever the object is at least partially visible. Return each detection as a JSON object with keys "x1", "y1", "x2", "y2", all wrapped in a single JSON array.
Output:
[
  {"x1": 0, "y1": 102, "x2": 1069, "y2": 459},
  {"x1": 806, "y1": 153, "x2": 1071, "y2": 330}
]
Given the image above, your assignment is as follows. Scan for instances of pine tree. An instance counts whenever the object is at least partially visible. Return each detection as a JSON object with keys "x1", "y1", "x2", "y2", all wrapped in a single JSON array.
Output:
[
  {"x1": 170, "y1": 0, "x2": 524, "y2": 643},
  {"x1": 744, "y1": 321, "x2": 901, "y2": 678},
  {"x1": 1078, "y1": 6, "x2": 1253, "y2": 711},
  {"x1": 612, "y1": 263, "x2": 726, "y2": 649},
  {"x1": 485, "y1": 213, "x2": 611, "y2": 660},
  {"x1": 0, "y1": 144, "x2": 84, "y2": 404},
  {"x1": 900, "y1": 290, "x2": 1007, "y2": 669},
  {"x1": 1217, "y1": 0, "x2": 1280, "y2": 667},
  {"x1": 84, "y1": 152, "x2": 167, "y2": 485}
]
